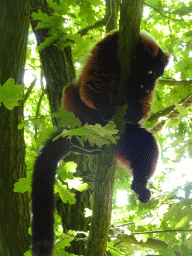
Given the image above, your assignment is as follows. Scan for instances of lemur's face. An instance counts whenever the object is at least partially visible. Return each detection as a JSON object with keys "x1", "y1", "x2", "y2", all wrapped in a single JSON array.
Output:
[
  {"x1": 129, "y1": 43, "x2": 169, "y2": 93},
  {"x1": 138, "y1": 48, "x2": 168, "y2": 92}
]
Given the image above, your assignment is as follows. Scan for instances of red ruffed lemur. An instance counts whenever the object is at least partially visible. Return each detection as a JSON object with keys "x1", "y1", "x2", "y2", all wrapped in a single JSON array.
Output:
[{"x1": 32, "y1": 30, "x2": 169, "y2": 256}]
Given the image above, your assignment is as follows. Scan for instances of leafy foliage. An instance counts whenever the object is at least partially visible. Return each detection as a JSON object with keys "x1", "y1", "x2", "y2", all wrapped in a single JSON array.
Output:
[
  {"x1": 52, "y1": 108, "x2": 119, "y2": 148},
  {"x1": 53, "y1": 107, "x2": 82, "y2": 129}
]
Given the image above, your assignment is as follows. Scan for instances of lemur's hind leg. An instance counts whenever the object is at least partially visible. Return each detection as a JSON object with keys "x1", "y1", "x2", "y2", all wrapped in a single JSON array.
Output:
[{"x1": 116, "y1": 124, "x2": 159, "y2": 203}]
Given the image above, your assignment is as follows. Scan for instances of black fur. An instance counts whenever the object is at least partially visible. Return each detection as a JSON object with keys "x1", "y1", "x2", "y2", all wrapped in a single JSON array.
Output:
[{"x1": 116, "y1": 123, "x2": 158, "y2": 203}]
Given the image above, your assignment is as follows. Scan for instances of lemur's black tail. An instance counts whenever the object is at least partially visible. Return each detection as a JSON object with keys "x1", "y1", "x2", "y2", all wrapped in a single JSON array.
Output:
[{"x1": 31, "y1": 132, "x2": 71, "y2": 256}]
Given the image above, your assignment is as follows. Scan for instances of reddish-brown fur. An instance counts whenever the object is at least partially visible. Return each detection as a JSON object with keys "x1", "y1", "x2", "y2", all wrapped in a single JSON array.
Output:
[
  {"x1": 73, "y1": 30, "x2": 169, "y2": 122},
  {"x1": 148, "y1": 139, "x2": 159, "y2": 179},
  {"x1": 115, "y1": 151, "x2": 132, "y2": 170},
  {"x1": 140, "y1": 91, "x2": 153, "y2": 119},
  {"x1": 78, "y1": 31, "x2": 119, "y2": 109},
  {"x1": 62, "y1": 85, "x2": 80, "y2": 113}
]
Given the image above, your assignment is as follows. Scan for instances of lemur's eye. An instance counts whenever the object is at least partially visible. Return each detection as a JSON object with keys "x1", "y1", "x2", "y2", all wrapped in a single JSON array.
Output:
[{"x1": 148, "y1": 70, "x2": 153, "y2": 75}]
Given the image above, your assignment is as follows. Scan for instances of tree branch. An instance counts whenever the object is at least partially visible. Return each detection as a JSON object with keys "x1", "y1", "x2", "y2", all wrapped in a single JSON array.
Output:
[
  {"x1": 149, "y1": 92, "x2": 192, "y2": 133},
  {"x1": 113, "y1": 234, "x2": 168, "y2": 250},
  {"x1": 144, "y1": 2, "x2": 184, "y2": 22},
  {"x1": 77, "y1": 0, "x2": 119, "y2": 37},
  {"x1": 23, "y1": 78, "x2": 37, "y2": 103},
  {"x1": 158, "y1": 79, "x2": 192, "y2": 86},
  {"x1": 34, "y1": 77, "x2": 46, "y2": 140},
  {"x1": 117, "y1": 0, "x2": 144, "y2": 99},
  {"x1": 77, "y1": 18, "x2": 107, "y2": 37},
  {"x1": 133, "y1": 229, "x2": 192, "y2": 235}
]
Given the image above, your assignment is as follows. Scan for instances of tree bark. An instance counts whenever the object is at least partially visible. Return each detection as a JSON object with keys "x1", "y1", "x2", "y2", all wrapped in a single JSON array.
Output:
[
  {"x1": 85, "y1": 148, "x2": 116, "y2": 256},
  {"x1": 118, "y1": 0, "x2": 144, "y2": 99},
  {"x1": 0, "y1": 0, "x2": 30, "y2": 255}
]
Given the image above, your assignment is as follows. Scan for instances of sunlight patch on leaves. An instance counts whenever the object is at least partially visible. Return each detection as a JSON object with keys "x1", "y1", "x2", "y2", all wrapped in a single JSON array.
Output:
[
  {"x1": 0, "y1": 78, "x2": 24, "y2": 110},
  {"x1": 63, "y1": 161, "x2": 77, "y2": 173},
  {"x1": 134, "y1": 234, "x2": 149, "y2": 243},
  {"x1": 163, "y1": 199, "x2": 192, "y2": 229},
  {"x1": 175, "y1": 103, "x2": 188, "y2": 116},
  {"x1": 55, "y1": 180, "x2": 76, "y2": 205},
  {"x1": 57, "y1": 161, "x2": 88, "y2": 192},
  {"x1": 57, "y1": 162, "x2": 76, "y2": 181},
  {"x1": 67, "y1": 177, "x2": 88, "y2": 192}
]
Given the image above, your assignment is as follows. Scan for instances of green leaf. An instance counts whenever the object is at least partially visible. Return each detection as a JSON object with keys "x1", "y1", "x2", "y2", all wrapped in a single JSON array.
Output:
[
  {"x1": 175, "y1": 103, "x2": 188, "y2": 115},
  {"x1": 134, "y1": 234, "x2": 148, "y2": 243},
  {"x1": 23, "y1": 249, "x2": 32, "y2": 256},
  {"x1": 46, "y1": 0, "x2": 70, "y2": 15},
  {"x1": 67, "y1": 177, "x2": 88, "y2": 192},
  {"x1": 17, "y1": 119, "x2": 25, "y2": 129},
  {"x1": 55, "y1": 180, "x2": 76, "y2": 205},
  {"x1": 76, "y1": 136, "x2": 85, "y2": 147},
  {"x1": 0, "y1": 78, "x2": 24, "y2": 110},
  {"x1": 57, "y1": 161, "x2": 77, "y2": 181},
  {"x1": 55, "y1": 236, "x2": 74, "y2": 249},
  {"x1": 52, "y1": 108, "x2": 82, "y2": 129},
  {"x1": 38, "y1": 33, "x2": 59, "y2": 51},
  {"x1": 184, "y1": 30, "x2": 192, "y2": 37},
  {"x1": 83, "y1": 122, "x2": 119, "y2": 147},
  {"x1": 31, "y1": 9, "x2": 49, "y2": 21},
  {"x1": 57, "y1": 166, "x2": 74, "y2": 181},
  {"x1": 14, "y1": 178, "x2": 31, "y2": 193},
  {"x1": 35, "y1": 20, "x2": 52, "y2": 30},
  {"x1": 64, "y1": 161, "x2": 77, "y2": 173},
  {"x1": 163, "y1": 199, "x2": 192, "y2": 229}
]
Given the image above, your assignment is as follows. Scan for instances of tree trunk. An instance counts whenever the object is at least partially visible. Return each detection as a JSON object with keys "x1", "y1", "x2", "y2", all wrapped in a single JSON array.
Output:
[
  {"x1": 30, "y1": 0, "x2": 76, "y2": 126},
  {"x1": 85, "y1": 147, "x2": 116, "y2": 256},
  {"x1": 0, "y1": 0, "x2": 30, "y2": 255}
]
